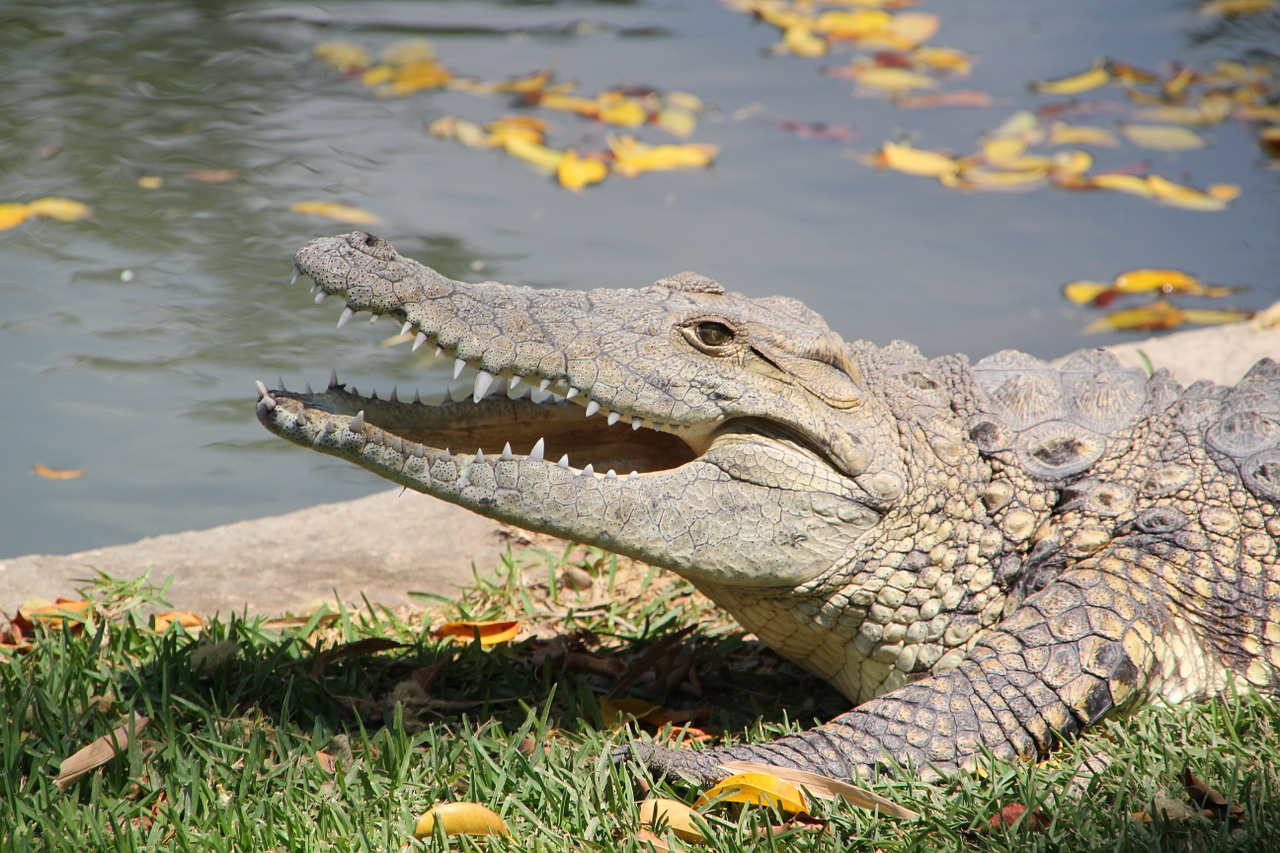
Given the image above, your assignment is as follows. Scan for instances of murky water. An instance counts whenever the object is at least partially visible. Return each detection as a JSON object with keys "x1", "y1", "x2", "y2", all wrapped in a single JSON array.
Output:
[{"x1": 1, "y1": 0, "x2": 1277, "y2": 556}]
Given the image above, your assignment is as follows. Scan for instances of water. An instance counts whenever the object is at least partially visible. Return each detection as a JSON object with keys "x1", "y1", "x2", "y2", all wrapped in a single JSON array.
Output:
[{"x1": 1, "y1": 0, "x2": 1277, "y2": 557}]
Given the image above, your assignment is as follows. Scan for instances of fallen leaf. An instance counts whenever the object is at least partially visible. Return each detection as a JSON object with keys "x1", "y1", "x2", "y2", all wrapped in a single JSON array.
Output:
[
  {"x1": 137, "y1": 175, "x2": 164, "y2": 190},
  {"x1": 984, "y1": 802, "x2": 1052, "y2": 832},
  {"x1": 314, "y1": 41, "x2": 370, "y2": 73},
  {"x1": 151, "y1": 611, "x2": 202, "y2": 633},
  {"x1": 944, "y1": 165, "x2": 1048, "y2": 192},
  {"x1": 502, "y1": 136, "x2": 565, "y2": 173},
  {"x1": 55, "y1": 716, "x2": 150, "y2": 792},
  {"x1": 433, "y1": 619, "x2": 521, "y2": 646},
  {"x1": 33, "y1": 463, "x2": 85, "y2": 480},
  {"x1": 414, "y1": 802, "x2": 510, "y2": 838},
  {"x1": 717, "y1": 760, "x2": 921, "y2": 820},
  {"x1": 187, "y1": 169, "x2": 239, "y2": 183},
  {"x1": 0, "y1": 203, "x2": 31, "y2": 230},
  {"x1": 289, "y1": 200, "x2": 381, "y2": 225},
  {"x1": 1088, "y1": 173, "x2": 1155, "y2": 198},
  {"x1": 1047, "y1": 122, "x2": 1119, "y2": 147},
  {"x1": 1033, "y1": 61, "x2": 1111, "y2": 96},
  {"x1": 1119, "y1": 123, "x2": 1207, "y2": 151},
  {"x1": 1062, "y1": 280, "x2": 1115, "y2": 305},
  {"x1": 639, "y1": 797, "x2": 707, "y2": 842},
  {"x1": 1083, "y1": 300, "x2": 1185, "y2": 333},
  {"x1": 835, "y1": 65, "x2": 938, "y2": 92},
  {"x1": 596, "y1": 94, "x2": 649, "y2": 127},
  {"x1": 1146, "y1": 175, "x2": 1235, "y2": 211},
  {"x1": 26, "y1": 197, "x2": 91, "y2": 222},
  {"x1": 656, "y1": 107, "x2": 698, "y2": 137},
  {"x1": 779, "y1": 24, "x2": 828, "y2": 58},
  {"x1": 894, "y1": 90, "x2": 993, "y2": 108},
  {"x1": 557, "y1": 150, "x2": 608, "y2": 190},
  {"x1": 1198, "y1": 0, "x2": 1274, "y2": 16},
  {"x1": 696, "y1": 771, "x2": 809, "y2": 814},
  {"x1": 609, "y1": 137, "x2": 719, "y2": 177},
  {"x1": 1179, "y1": 767, "x2": 1246, "y2": 821},
  {"x1": 17, "y1": 598, "x2": 92, "y2": 631},
  {"x1": 869, "y1": 140, "x2": 958, "y2": 177},
  {"x1": 911, "y1": 46, "x2": 973, "y2": 75}
]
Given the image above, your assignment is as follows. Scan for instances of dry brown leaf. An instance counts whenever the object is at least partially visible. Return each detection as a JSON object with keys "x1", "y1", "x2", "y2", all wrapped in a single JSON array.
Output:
[{"x1": 55, "y1": 716, "x2": 150, "y2": 792}]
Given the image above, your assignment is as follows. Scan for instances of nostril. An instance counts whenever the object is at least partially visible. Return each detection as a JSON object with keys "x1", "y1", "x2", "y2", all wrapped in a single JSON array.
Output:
[{"x1": 363, "y1": 233, "x2": 380, "y2": 247}]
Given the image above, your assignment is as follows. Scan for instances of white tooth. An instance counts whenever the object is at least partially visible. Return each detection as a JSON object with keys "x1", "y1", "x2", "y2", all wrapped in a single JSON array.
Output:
[
  {"x1": 539, "y1": 378, "x2": 551, "y2": 392},
  {"x1": 606, "y1": 469, "x2": 617, "y2": 478},
  {"x1": 473, "y1": 370, "x2": 495, "y2": 402},
  {"x1": 290, "y1": 267, "x2": 300, "y2": 285},
  {"x1": 607, "y1": 411, "x2": 621, "y2": 425},
  {"x1": 254, "y1": 380, "x2": 270, "y2": 399},
  {"x1": 453, "y1": 358, "x2": 466, "y2": 380},
  {"x1": 441, "y1": 448, "x2": 451, "y2": 460},
  {"x1": 628, "y1": 471, "x2": 638, "y2": 480},
  {"x1": 550, "y1": 393, "x2": 566, "y2": 403},
  {"x1": 530, "y1": 388, "x2": 550, "y2": 404},
  {"x1": 369, "y1": 313, "x2": 380, "y2": 325},
  {"x1": 350, "y1": 411, "x2": 365, "y2": 431},
  {"x1": 557, "y1": 454, "x2": 570, "y2": 468},
  {"x1": 501, "y1": 442, "x2": 513, "y2": 461},
  {"x1": 258, "y1": 395, "x2": 276, "y2": 411},
  {"x1": 434, "y1": 346, "x2": 443, "y2": 358},
  {"x1": 411, "y1": 332, "x2": 426, "y2": 351},
  {"x1": 314, "y1": 292, "x2": 328, "y2": 304},
  {"x1": 632, "y1": 418, "x2": 643, "y2": 430},
  {"x1": 400, "y1": 321, "x2": 413, "y2": 336},
  {"x1": 530, "y1": 438, "x2": 545, "y2": 460},
  {"x1": 585, "y1": 401, "x2": 601, "y2": 417},
  {"x1": 309, "y1": 284, "x2": 318, "y2": 295},
  {"x1": 509, "y1": 375, "x2": 522, "y2": 391},
  {"x1": 475, "y1": 448, "x2": 485, "y2": 463},
  {"x1": 581, "y1": 463, "x2": 594, "y2": 476},
  {"x1": 565, "y1": 387, "x2": 579, "y2": 399}
]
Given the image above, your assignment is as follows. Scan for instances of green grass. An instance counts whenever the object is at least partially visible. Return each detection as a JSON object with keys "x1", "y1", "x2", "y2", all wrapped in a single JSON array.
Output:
[{"x1": 3, "y1": 547, "x2": 1279, "y2": 851}]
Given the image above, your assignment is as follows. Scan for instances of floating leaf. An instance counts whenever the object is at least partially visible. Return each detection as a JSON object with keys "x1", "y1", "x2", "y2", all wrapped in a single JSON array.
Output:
[
  {"x1": 433, "y1": 619, "x2": 520, "y2": 646},
  {"x1": 314, "y1": 41, "x2": 370, "y2": 73},
  {"x1": 1083, "y1": 300, "x2": 1185, "y2": 333},
  {"x1": 381, "y1": 38, "x2": 437, "y2": 67},
  {"x1": 1120, "y1": 123, "x2": 1206, "y2": 151},
  {"x1": 944, "y1": 165, "x2": 1048, "y2": 192},
  {"x1": 851, "y1": 66, "x2": 938, "y2": 93},
  {"x1": 639, "y1": 798, "x2": 707, "y2": 842},
  {"x1": 779, "y1": 24, "x2": 827, "y2": 57},
  {"x1": 1088, "y1": 173, "x2": 1155, "y2": 198},
  {"x1": 1114, "y1": 268, "x2": 1202, "y2": 295},
  {"x1": 187, "y1": 169, "x2": 239, "y2": 183},
  {"x1": 597, "y1": 94, "x2": 648, "y2": 128},
  {"x1": 656, "y1": 107, "x2": 697, "y2": 137},
  {"x1": 414, "y1": 803, "x2": 510, "y2": 838},
  {"x1": 0, "y1": 203, "x2": 31, "y2": 230},
  {"x1": 1063, "y1": 281, "x2": 1114, "y2": 305},
  {"x1": 869, "y1": 141, "x2": 958, "y2": 177},
  {"x1": 894, "y1": 90, "x2": 992, "y2": 108},
  {"x1": 557, "y1": 150, "x2": 608, "y2": 190},
  {"x1": 1033, "y1": 62, "x2": 1111, "y2": 95},
  {"x1": 1146, "y1": 175, "x2": 1235, "y2": 211},
  {"x1": 911, "y1": 46, "x2": 973, "y2": 75},
  {"x1": 609, "y1": 137, "x2": 719, "y2": 177},
  {"x1": 1047, "y1": 122, "x2": 1119, "y2": 147},
  {"x1": 1198, "y1": 0, "x2": 1274, "y2": 16},
  {"x1": 696, "y1": 771, "x2": 809, "y2": 814},
  {"x1": 27, "y1": 197, "x2": 91, "y2": 222},
  {"x1": 1181, "y1": 307, "x2": 1254, "y2": 326},
  {"x1": 718, "y1": 760, "x2": 921, "y2": 819},
  {"x1": 503, "y1": 137, "x2": 565, "y2": 173},
  {"x1": 33, "y1": 463, "x2": 85, "y2": 480},
  {"x1": 289, "y1": 200, "x2": 381, "y2": 225}
]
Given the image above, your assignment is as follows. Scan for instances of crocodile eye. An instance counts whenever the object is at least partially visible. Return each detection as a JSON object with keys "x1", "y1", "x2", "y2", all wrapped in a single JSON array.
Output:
[{"x1": 694, "y1": 321, "x2": 734, "y2": 348}]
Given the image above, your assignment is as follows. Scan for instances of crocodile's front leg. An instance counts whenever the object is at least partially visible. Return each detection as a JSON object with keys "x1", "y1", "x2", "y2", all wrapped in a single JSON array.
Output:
[{"x1": 619, "y1": 565, "x2": 1167, "y2": 782}]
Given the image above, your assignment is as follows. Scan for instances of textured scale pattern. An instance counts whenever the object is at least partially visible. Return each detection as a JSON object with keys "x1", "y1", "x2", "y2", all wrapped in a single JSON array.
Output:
[{"x1": 260, "y1": 232, "x2": 1280, "y2": 783}]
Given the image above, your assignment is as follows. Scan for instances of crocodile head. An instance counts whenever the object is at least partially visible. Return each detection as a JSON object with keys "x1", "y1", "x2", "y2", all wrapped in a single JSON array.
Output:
[{"x1": 258, "y1": 232, "x2": 906, "y2": 590}]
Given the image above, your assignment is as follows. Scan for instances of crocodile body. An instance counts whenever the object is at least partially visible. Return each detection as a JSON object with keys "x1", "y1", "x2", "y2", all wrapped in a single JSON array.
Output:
[{"x1": 258, "y1": 231, "x2": 1280, "y2": 781}]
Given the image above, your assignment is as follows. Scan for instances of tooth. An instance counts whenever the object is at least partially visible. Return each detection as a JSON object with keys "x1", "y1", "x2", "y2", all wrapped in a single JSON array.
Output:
[
  {"x1": 530, "y1": 438, "x2": 545, "y2": 460},
  {"x1": 257, "y1": 394, "x2": 276, "y2": 411},
  {"x1": 350, "y1": 411, "x2": 365, "y2": 431},
  {"x1": 632, "y1": 418, "x2": 643, "y2": 430},
  {"x1": 434, "y1": 346, "x2": 443, "y2": 358},
  {"x1": 369, "y1": 389, "x2": 379, "y2": 400},
  {"x1": 473, "y1": 370, "x2": 495, "y2": 402},
  {"x1": 412, "y1": 389, "x2": 422, "y2": 404},
  {"x1": 400, "y1": 321, "x2": 413, "y2": 336},
  {"x1": 254, "y1": 380, "x2": 271, "y2": 400},
  {"x1": 565, "y1": 387, "x2": 579, "y2": 399},
  {"x1": 305, "y1": 383, "x2": 314, "y2": 394},
  {"x1": 315, "y1": 292, "x2": 328, "y2": 304},
  {"x1": 389, "y1": 385, "x2": 399, "y2": 402},
  {"x1": 530, "y1": 388, "x2": 551, "y2": 404},
  {"x1": 412, "y1": 444, "x2": 426, "y2": 458},
  {"x1": 606, "y1": 469, "x2": 617, "y2": 478},
  {"x1": 290, "y1": 267, "x2": 300, "y2": 285},
  {"x1": 369, "y1": 313, "x2": 380, "y2": 325},
  {"x1": 501, "y1": 442, "x2": 513, "y2": 461},
  {"x1": 442, "y1": 448, "x2": 451, "y2": 460},
  {"x1": 509, "y1": 375, "x2": 522, "y2": 391},
  {"x1": 585, "y1": 401, "x2": 601, "y2": 417},
  {"x1": 453, "y1": 358, "x2": 466, "y2": 380},
  {"x1": 607, "y1": 411, "x2": 620, "y2": 425},
  {"x1": 328, "y1": 370, "x2": 340, "y2": 389},
  {"x1": 539, "y1": 378, "x2": 551, "y2": 392},
  {"x1": 475, "y1": 448, "x2": 485, "y2": 463},
  {"x1": 309, "y1": 284, "x2": 318, "y2": 295},
  {"x1": 557, "y1": 454, "x2": 570, "y2": 468},
  {"x1": 413, "y1": 332, "x2": 427, "y2": 351},
  {"x1": 321, "y1": 420, "x2": 337, "y2": 434},
  {"x1": 391, "y1": 436, "x2": 403, "y2": 453},
  {"x1": 628, "y1": 471, "x2": 638, "y2": 480},
  {"x1": 442, "y1": 387, "x2": 453, "y2": 403},
  {"x1": 581, "y1": 463, "x2": 594, "y2": 476}
]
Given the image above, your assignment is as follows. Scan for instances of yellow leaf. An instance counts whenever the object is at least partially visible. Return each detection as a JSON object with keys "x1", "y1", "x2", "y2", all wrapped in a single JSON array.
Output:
[
  {"x1": 1062, "y1": 281, "x2": 1113, "y2": 305},
  {"x1": 1089, "y1": 173, "x2": 1155, "y2": 198},
  {"x1": 1113, "y1": 268, "x2": 1202, "y2": 294},
  {"x1": 779, "y1": 24, "x2": 828, "y2": 57},
  {"x1": 666, "y1": 91, "x2": 704, "y2": 112},
  {"x1": 360, "y1": 65, "x2": 396, "y2": 86},
  {"x1": 1047, "y1": 122, "x2": 1119, "y2": 147},
  {"x1": 1181, "y1": 307, "x2": 1254, "y2": 325},
  {"x1": 1236, "y1": 105, "x2": 1280, "y2": 123},
  {"x1": 718, "y1": 759, "x2": 921, "y2": 819},
  {"x1": 33, "y1": 463, "x2": 85, "y2": 480},
  {"x1": 1033, "y1": 61, "x2": 1111, "y2": 95},
  {"x1": 870, "y1": 141, "x2": 958, "y2": 177},
  {"x1": 885, "y1": 11, "x2": 940, "y2": 48},
  {"x1": 432, "y1": 619, "x2": 521, "y2": 646},
  {"x1": 1198, "y1": 0, "x2": 1275, "y2": 14},
  {"x1": 639, "y1": 798, "x2": 707, "y2": 842},
  {"x1": 1146, "y1": 175, "x2": 1233, "y2": 211},
  {"x1": 1207, "y1": 183, "x2": 1241, "y2": 202},
  {"x1": 151, "y1": 611, "x2": 203, "y2": 633},
  {"x1": 502, "y1": 137, "x2": 565, "y2": 173},
  {"x1": 1083, "y1": 301, "x2": 1185, "y2": 333},
  {"x1": 609, "y1": 137, "x2": 718, "y2": 177},
  {"x1": 1129, "y1": 105, "x2": 1205, "y2": 125},
  {"x1": 27, "y1": 197, "x2": 91, "y2": 222},
  {"x1": 910, "y1": 46, "x2": 973, "y2": 75},
  {"x1": 314, "y1": 41, "x2": 370, "y2": 72},
  {"x1": 557, "y1": 150, "x2": 608, "y2": 191},
  {"x1": 289, "y1": 200, "x2": 381, "y2": 225},
  {"x1": 1161, "y1": 65, "x2": 1197, "y2": 98},
  {"x1": 538, "y1": 92, "x2": 601, "y2": 116},
  {"x1": 945, "y1": 165, "x2": 1048, "y2": 192},
  {"x1": 981, "y1": 136, "x2": 1027, "y2": 166},
  {"x1": 695, "y1": 771, "x2": 809, "y2": 814},
  {"x1": 1049, "y1": 149, "x2": 1093, "y2": 179},
  {"x1": 597, "y1": 95, "x2": 648, "y2": 128},
  {"x1": 656, "y1": 107, "x2": 697, "y2": 138},
  {"x1": 427, "y1": 115, "x2": 489, "y2": 148},
  {"x1": 813, "y1": 8, "x2": 893, "y2": 39},
  {"x1": 1119, "y1": 123, "x2": 1206, "y2": 151},
  {"x1": 137, "y1": 175, "x2": 164, "y2": 190},
  {"x1": 380, "y1": 61, "x2": 452, "y2": 96},
  {"x1": 414, "y1": 803, "x2": 510, "y2": 838},
  {"x1": 381, "y1": 38, "x2": 437, "y2": 67},
  {"x1": 849, "y1": 66, "x2": 938, "y2": 93},
  {"x1": 0, "y1": 203, "x2": 31, "y2": 230}
]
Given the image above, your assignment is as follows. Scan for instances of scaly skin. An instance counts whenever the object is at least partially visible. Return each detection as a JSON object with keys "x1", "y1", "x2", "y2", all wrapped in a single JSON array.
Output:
[{"x1": 258, "y1": 231, "x2": 1280, "y2": 782}]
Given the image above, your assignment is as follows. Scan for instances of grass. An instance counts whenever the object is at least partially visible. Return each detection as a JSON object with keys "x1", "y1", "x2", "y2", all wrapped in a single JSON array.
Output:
[{"x1": 2, "y1": 545, "x2": 1279, "y2": 851}]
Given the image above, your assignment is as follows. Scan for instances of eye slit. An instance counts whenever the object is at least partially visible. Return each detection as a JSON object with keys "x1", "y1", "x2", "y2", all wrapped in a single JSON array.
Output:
[{"x1": 694, "y1": 321, "x2": 734, "y2": 348}]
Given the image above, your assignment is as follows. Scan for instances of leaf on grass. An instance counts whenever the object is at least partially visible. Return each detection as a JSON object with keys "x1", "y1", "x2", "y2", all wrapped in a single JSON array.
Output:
[
  {"x1": 696, "y1": 771, "x2": 810, "y2": 814},
  {"x1": 1119, "y1": 123, "x2": 1207, "y2": 151},
  {"x1": 1033, "y1": 61, "x2": 1111, "y2": 96},
  {"x1": 17, "y1": 598, "x2": 92, "y2": 631},
  {"x1": 717, "y1": 760, "x2": 921, "y2": 820},
  {"x1": 433, "y1": 619, "x2": 520, "y2": 646},
  {"x1": 1179, "y1": 767, "x2": 1247, "y2": 821},
  {"x1": 415, "y1": 802, "x2": 510, "y2": 838},
  {"x1": 289, "y1": 200, "x2": 381, "y2": 225},
  {"x1": 33, "y1": 463, "x2": 85, "y2": 480},
  {"x1": 557, "y1": 150, "x2": 608, "y2": 190},
  {"x1": 27, "y1": 197, "x2": 92, "y2": 222},
  {"x1": 868, "y1": 141, "x2": 958, "y2": 177},
  {"x1": 639, "y1": 797, "x2": 708, "y2": 842},
  {"x1": 55, "y1": 716, "x2": 149, "y2": 792},
  {"x1": 151, "y1": 611, "x2": 202, "y2": 633},
  {"x1": 983, "y1": 802, "x2": 1052, "y2": 832}
]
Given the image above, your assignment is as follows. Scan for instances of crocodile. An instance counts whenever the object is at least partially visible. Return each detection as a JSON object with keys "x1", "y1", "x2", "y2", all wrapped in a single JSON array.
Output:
[{"x1": 257, "y1": 231, "x2": 1280, "y2": 782}]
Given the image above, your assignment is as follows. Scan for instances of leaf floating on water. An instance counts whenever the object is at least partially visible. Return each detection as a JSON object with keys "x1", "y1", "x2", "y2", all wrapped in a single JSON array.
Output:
[
  {"x1": 609, "y1": 136, "x2": 719, "y2": 177},
  {"x1": 288, "y1": 200, "x2": 381, "y2": 225},
  {"x1": 414, "y1": 803, "x2": 510, "y2": 838},
  {"x1": 894, "y1": 90, "x2": 992, "y2": 108},
  {"x1": 1063, "y1": 281, "x2": 1114, "y2": 305},
  {"x1": 1033, "y1": 61, "x2": 1111, "y2": 95},
  {"x1": 503, "y1": 137, "x2": 565, "y2": 173},
  {"x1": 1083, "y1": 301, "x2": 1186, "y2": 333},
  {"x1": 1146, "y1": 175, "x2": 1236, "y2": 211},
  {"x1": 1197, "y1": 0, "x2": 1275, "y2": 14},
  {"x1": 1047, "y1": 122, "x2": 1120, "y2": 148},
  {"x1": 845, "y1": 65, "x2": 939, "y2": 93},
  {"x1": 187, "y1": 169, "x2": 239, "y2": 183},
  {"x1": 1119, "y1": 123, "x2": 1207, "y2": 151},
  {"x1": 868, "y1": 141, "x2": 958, "y2": 177},
  {"x1": 0, "y1": 203, "x2": 32, "y2": 230},
  {"x1": 433, "y1": 619, "x2": 520, "y2": 646},
  {"x1": 314, "y1": 41, "x2": 370, "y2": 73},
  {"x1": 33, "y1": 463, "x2": 85, "y2": 480},
  {"x1": 695, "y1": 771, "x2": 810, "y2": 814},
  {"x1": 27, "y1": 197, "x2": 91, "y2": 222},
  {"x1": 557, "y1": 150, "x2": 608, "y2": 190}
]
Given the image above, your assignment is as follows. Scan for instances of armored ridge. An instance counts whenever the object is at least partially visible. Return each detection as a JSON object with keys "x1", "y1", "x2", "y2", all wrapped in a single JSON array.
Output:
[{"x1": 257, "y1": 231, "x2": 1280, "y2": 781}]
